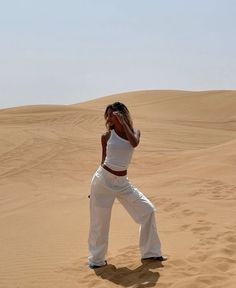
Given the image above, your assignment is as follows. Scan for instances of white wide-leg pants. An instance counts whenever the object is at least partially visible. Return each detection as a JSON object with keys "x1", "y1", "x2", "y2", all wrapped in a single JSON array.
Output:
[{"x1": 88, "y1": 166, "x2": 162, "y2": 266}]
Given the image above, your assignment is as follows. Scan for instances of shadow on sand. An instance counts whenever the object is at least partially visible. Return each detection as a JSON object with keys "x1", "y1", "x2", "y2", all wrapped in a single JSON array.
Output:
[{"x1": 93, "y1": 259, "x2": 164, "y2": 287}]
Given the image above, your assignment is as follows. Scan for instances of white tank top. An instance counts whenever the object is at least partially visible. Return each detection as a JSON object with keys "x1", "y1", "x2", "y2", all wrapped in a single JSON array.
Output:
[{"x1": 104, "y1": 129, "x2": 134, "y2": 171}]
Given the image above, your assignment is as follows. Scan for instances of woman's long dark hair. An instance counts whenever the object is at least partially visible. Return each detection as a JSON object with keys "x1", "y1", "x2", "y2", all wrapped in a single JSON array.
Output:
[{"x1": 104, "y1": 102, "x2": 134, "y2": 132}]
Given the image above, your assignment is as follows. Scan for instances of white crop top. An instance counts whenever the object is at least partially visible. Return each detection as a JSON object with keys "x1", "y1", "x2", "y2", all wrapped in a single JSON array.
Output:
[{"x1": 104, "y1": 129, "x2": 134, "y2": 171}]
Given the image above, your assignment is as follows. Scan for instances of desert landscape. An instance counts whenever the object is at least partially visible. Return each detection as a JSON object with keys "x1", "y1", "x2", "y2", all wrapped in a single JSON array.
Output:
[{"x1": 0, "y1": 90, "x2": 236, "y2": 287}]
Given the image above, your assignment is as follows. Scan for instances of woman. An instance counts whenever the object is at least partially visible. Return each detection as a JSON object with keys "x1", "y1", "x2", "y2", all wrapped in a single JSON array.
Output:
[{"x1": 88, "y1": 102, "x2": 166, "y2": 269}]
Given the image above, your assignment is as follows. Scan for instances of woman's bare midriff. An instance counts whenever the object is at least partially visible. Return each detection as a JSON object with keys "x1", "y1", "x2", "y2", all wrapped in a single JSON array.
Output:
[{"x1": 102, "y1": 164, "x2": 127, "y2": 176}]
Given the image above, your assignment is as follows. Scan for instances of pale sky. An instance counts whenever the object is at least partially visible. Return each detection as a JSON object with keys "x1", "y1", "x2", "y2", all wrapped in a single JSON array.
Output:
[{"x1": 0, "y1": 0, "x2": 235, "y2": 108}]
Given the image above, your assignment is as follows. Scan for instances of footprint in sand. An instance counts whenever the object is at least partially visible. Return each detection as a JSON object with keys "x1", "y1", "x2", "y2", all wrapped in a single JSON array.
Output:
[
  {"x1": 189, "y1": 189, "x2": 204, "y2": 197},
  {"x1": 203, "y1": 180, "x2": 236, "y2": 201},
  {"x1": 198, "y1": 236, "x2": 217, "y2": 247},
  {"x1": 163, "y1": 201, "x2": 181, "y2": 212},
  {"x1": 191, "y1": 219, "x2": 214, "y2": 236},
  {"x1": 182, "y1": 209, "x2": 194, "y2": 216},
  {"x1": 189, "y1": 179, "x2": 236, "y2": 201},
  {"x1": 180, "y1": 224, "x2": 191, "y2": 231},
  {"x1": 225, "y1": 235, "x2": 236, "y2": 243}
]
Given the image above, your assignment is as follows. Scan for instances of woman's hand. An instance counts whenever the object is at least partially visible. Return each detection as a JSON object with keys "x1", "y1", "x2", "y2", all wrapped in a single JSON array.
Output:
[
  {"x1": 113, "y1": 111, "x2": 140, "y2": 147},
  {"x1": 113, "y1": 111, "x2": 124, "y2": 125}
]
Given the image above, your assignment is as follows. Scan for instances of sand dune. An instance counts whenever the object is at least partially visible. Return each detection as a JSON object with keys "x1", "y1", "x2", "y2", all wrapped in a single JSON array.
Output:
[{"x1": 0, "y1": 90, "x2": 236, "y2": 287}]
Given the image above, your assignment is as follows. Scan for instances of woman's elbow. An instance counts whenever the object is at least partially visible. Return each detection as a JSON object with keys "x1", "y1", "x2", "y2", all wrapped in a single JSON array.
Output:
[{"x1": 131, "y1": 140, "x2": 139, "y2": 148}]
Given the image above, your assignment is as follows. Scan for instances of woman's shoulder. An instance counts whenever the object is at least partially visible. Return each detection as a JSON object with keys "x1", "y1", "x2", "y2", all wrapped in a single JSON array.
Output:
[{"x1": 101, "y1": 131, "x2": 111, "y2": 143}]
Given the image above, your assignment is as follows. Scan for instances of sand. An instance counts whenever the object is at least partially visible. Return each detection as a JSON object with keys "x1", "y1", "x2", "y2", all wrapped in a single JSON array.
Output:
[{"x1": 0, "y1": 90, "x2": 236, "y2": 287}]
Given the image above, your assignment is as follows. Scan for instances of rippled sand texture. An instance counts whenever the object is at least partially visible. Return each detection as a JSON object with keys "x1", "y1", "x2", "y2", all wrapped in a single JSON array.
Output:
[{"x1": 0, "y1": 90, "x2": 236, "y2": 287}]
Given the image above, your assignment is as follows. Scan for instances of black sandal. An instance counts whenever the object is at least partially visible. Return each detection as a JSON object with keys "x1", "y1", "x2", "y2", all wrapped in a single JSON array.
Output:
[{"x1": 141, "y1": 256, "x2": 167, "y2": 261}]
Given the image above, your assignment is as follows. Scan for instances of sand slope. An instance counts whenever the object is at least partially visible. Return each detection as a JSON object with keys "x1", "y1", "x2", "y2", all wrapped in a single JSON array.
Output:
[{"x1": 0, "y1": 90, "x2": 236, "y2": 287}]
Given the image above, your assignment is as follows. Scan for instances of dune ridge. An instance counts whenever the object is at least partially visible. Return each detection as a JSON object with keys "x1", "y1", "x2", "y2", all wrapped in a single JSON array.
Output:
[{"x1": 0, "y1": 90, "x2": 236, "y2": 287}]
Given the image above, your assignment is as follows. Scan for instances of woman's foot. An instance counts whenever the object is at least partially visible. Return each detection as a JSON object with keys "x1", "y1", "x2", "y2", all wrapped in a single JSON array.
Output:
[{"x1": 88, "y1": 260, "x2": 107, "y2": 269}]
